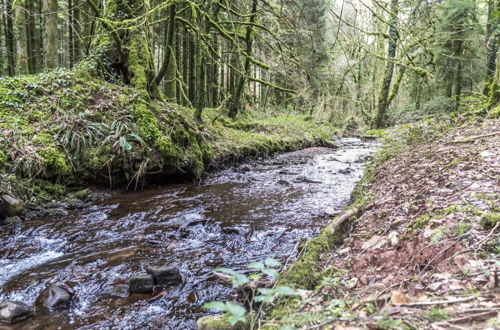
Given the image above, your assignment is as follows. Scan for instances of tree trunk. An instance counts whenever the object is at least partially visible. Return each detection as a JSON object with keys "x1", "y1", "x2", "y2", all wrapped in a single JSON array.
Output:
[
  {"x1": 72, "y1": 0, "x2": 81, "y2": 64},
  {"x1": 374, "y1": 0, "x2": 398, "y2": 128},
  {"x1": 15, "y1": 0, "x2": 29, "y2": 74},
  {"x1": 228, "y1": 0, "x2": 258, "y2": 118},
  {"x1": 155, "y1": 4, "x2": 176, "y2": 101},
  {"x1": 42, "y1": 0, "x2": 58, "y2": 69},
  {"x1": 87, "y1": 0, "x2": 160, "y2": 100},
  {"x1": 4, "y1": 0, "x2": 15, "y2": 75},
  {"x1": 485, "y1": 0, "x2": 500, "y2": 94},
  {"x1": 188, "y1": 32, "x2": 196, "y2": 104},
  {"x1": 386, "y1": 66, "x2": 405, "y2": 108},
  {"x1": 26, "y1": 0, "x2": 37, "y2": 72},
  {"x1": 69, "y1": 0, "x2": 74, "y2": 68}
]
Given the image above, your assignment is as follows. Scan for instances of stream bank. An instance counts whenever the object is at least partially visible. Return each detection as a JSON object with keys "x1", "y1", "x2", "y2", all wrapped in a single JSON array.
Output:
[
  {"x1": 263, "y1": 117, "x2": 499, "y2": 329},
  {"x1": 0, "y1": 69, "x2": 336, "y2": 218},
  {"x1": 0, "y1": 138, "x2": 376, "y2": 329}
]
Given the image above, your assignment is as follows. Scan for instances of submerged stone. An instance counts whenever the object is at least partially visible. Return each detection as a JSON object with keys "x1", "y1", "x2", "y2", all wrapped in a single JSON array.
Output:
[
  {"x1": 43, "y1": 283, "x2": 73, "y2": 309},
  {"x1": 146, "y1": 266, "x2": 182, "y2": 286},
  {"x1": 128, "y1": 275, "x2": 154, "y2": 294},
  {"x1": 4, "y1": 216, "x2": 22, "y2": 225},
  {"x1": 0, "y1": 301, "x2": 34, "y2": 324}
]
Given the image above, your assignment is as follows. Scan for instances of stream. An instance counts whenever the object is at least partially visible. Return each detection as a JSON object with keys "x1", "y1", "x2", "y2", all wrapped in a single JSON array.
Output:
[{"x1": 0, "y1": 138, "x2": 376, "y2": 329}]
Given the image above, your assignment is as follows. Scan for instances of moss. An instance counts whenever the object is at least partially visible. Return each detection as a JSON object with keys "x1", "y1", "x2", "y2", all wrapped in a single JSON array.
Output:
[
  {"x1": 408, "y1": 215, "x2": 431, "y2": 231},
  {"x1": 39, "y1": 146, "x2": 71, "y2": 176},
  {"x1": 484, "y1": 238, "x2": 500, "y2": 255},
  {"x1": 455, "y1": 222, "x2": 471, "y2": 237},
  {"x1": 0, "y1": 150, "x2": 6, "y2": 168},
  {"x1": 127, "y1": 36, "x2": 152, "y2": 100},
  {"x1": 32, "y1": 132, "x2": 54, "y2": 145},
  {"x1": 429, "y1": 227, "x2": 449, "y2": 244},
  {"x1": 481, "y1": 212, "x2": 500, "y2": 229},
  {"x1": 488, "y1": 105, "x2": 500, "y2": 118},
  {"x1": 71, "y1": 189, "x2": 92, "y2": 200},
  {"x1": 425, "y1": 307, "x2": 449, "y2": 322},
  {"x1": 473, "y1": 193, "x2": 499, "y2": 201},
  {"x1": 280, "y1": 198, "x2": 367, "y2": 290}
]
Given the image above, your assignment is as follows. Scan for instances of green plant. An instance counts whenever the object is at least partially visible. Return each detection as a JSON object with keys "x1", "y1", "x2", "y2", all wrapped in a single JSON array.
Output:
[
  {"x1": 481, "y1": 212, "x2": 500, "y2": 229},
  {"x1": 425, "y1": 307, "x2": 448, "y2": 321},
  {"x1": 203, "y1": 258, "x2": 300, "y2": 327},
  {"x1": 455, "y1": 222, "x2": 471, "y2": 237}
]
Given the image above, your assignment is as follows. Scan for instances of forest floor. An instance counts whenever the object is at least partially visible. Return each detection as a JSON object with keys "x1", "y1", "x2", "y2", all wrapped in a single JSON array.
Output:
[{"x1": 266, "y1": 116, "x2": 499, "y2": 329}]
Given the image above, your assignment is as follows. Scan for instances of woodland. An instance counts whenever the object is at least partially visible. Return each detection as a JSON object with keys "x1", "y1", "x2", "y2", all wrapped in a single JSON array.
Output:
[{"x1": 0, "y1": 0, "x2": 498, "y2": 329}]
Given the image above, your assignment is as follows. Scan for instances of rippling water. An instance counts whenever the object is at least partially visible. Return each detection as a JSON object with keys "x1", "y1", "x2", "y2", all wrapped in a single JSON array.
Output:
[{"x1": 0, "y1": 138, "x2": 376, "y2": 329}]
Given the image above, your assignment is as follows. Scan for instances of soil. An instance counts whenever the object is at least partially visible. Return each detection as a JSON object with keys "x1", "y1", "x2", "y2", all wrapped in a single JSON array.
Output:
[{"x1": 274, "y1": 118, "x2": 500, "y2": 329}]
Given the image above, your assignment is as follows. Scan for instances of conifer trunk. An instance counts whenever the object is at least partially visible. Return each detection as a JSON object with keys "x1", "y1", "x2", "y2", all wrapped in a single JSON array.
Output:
[
  {"x1": 4, "y1": 0, "x2": 16, "y2": 75},
  {"x1": 15, "y1": 0, "x2": 29, "y2": 74},
  {"x1": 43, "y1": 0, "x2": 58, "y2": 69}
]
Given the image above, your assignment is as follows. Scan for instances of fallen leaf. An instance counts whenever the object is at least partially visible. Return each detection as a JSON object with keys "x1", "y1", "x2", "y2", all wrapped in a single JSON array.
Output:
[{"x1": 391, "y1": 290, "x2": 410, "y2": 305}]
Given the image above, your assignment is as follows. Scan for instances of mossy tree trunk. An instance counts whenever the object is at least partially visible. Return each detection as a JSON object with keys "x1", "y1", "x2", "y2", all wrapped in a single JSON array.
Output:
[
  {"x1": 228, "y1": 0, "x2": 258, "y2": 118},
  {"x1": 87, "y1": 0, "x2": 161, "y2": 100},
  {"x1": 374, "y1": 0, "x2": 398, "y2": 129},
  {"x1": 485, "y1": 0, "x2": 500, "y2": 94},
  {"x1": 489, "y1": 49, "x2": 500, "y2": 105},
  {"x1": 155, "y1": 4, "x2": 176, "y2": 101}
]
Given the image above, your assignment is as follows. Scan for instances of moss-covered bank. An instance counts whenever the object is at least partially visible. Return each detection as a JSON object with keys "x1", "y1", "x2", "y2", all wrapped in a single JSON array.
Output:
[{"x1": 0, "y1": 68, "x2": 335, "y2": 208}]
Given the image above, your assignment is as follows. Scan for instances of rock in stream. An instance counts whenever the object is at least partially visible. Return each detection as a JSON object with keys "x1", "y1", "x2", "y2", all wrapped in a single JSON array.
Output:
[{"x1": 0, "y1": 301, "x2": 34, "y2": 324}]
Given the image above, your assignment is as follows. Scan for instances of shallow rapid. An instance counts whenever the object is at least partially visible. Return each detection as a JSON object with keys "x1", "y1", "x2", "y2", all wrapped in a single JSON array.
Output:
[{"x1": 0, "y1": 138, "x2": 376, "y2": 329}]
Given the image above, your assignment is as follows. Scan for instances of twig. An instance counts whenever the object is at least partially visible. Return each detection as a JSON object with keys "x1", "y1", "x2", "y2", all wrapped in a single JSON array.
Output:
[
  {"x1": 329, "y1": 208, "x2": 358, "y2": 233},
  {"x1": 419, "y1": 237, "x2": 462, "y2": 275},
  {"x1": 444, "y1": 310, "x2": 498, "y2": 324},
  {"x1": 399, "y1": 296, "x2": 475, "y2": 307},
  {"x1": 472, "y1": 222, "x2": 500, "y2": 249},
  {"x1": 450, "y1": 132, "x2": 500, "y2": 144}
]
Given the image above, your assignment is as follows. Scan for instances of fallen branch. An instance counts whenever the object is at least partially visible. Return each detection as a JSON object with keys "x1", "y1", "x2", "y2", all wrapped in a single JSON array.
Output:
[
  {"x1": 472, "y1": 222, "x2": 500, "y2": 250},
  {"x1": 444, "y1": 310, "x2": 498, "y2": 324},
  {"x1": 450, "y1": 132, "x2": 500, "y2": 144},
  {"x1": 329, "y1": 208, "x2": 358, "y2": 233},
  {"x1": 400, "y1": 296, "x2": 475, "y2": 307}
]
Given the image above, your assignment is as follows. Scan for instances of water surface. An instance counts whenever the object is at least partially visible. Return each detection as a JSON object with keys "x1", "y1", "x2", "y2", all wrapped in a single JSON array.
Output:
[{"x1": 0, "y1": 138, "x2": 375, "y2": 329}]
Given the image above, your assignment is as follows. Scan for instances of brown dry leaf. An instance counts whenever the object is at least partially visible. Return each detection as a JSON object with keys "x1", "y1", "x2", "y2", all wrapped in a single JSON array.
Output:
[{"x1": 391, "y1": 290, "x2": 410, "y2": 305}]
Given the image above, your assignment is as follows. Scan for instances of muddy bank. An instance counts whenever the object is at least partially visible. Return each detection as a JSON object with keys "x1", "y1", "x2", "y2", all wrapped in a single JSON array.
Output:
[
  {"x1": 0, "y1": 138, "x2": 376, "y2": 329},
  {"x1": 267, "y1": 118, "x2": 499, "y2": 329}
]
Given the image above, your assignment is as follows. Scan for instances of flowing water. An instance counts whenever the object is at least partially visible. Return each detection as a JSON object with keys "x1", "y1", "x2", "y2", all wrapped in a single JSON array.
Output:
[{"x1": 0, "y1": 138, "x2": 376, "y2": 329}]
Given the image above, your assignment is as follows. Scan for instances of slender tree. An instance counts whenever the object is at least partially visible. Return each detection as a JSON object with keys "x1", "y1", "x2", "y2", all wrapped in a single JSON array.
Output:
[
  {"x1": 3, "y1": 0, "x2": 15, "y2": 75},
  {"x1": 228, "y1": 0, "x2": 259, "y2": 118},
  {"x1": 43, "y1": 0, "x2": 58, "y2": 69},
  {"x1": 374, "y1": 0, "x2": 398, "y2": 128},
  {"x1": 15, "y1": 0, "x2": 29, "y2": 74}
]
